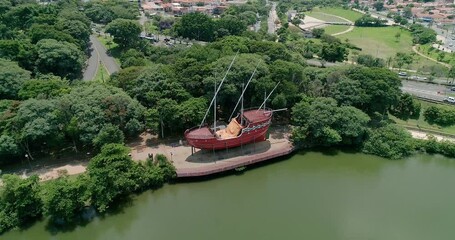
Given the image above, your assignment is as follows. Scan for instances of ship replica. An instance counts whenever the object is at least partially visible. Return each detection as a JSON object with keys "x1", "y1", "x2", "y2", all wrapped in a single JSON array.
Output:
[{"x1": 184, "y1": 54, "x2": 284, "y2": 151}]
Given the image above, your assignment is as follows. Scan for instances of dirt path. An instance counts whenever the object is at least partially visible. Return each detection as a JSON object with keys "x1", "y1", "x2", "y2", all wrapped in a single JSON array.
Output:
[
  {"x1": 407, "y1": 129, "x2": 455, "y2": 142},
  {"x1": 412, "y1": 45, "x2": 450, "y2": 68}
]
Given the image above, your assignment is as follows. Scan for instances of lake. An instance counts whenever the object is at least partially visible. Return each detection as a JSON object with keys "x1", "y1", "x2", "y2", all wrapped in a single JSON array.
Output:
[{"x1": 4, "y1": 150, "x2": 455, "y2": 240}]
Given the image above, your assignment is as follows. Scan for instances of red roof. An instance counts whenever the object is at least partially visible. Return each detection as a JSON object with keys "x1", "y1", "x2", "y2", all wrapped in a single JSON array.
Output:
[{"x1": 243, "y1": 109, "x2": 271, "y2": 123}]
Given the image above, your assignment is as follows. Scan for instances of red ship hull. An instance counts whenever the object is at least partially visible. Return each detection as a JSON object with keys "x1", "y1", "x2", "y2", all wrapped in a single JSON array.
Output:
[{"x1": 184, "y1": 109, "x2": 272, "y2": 150}]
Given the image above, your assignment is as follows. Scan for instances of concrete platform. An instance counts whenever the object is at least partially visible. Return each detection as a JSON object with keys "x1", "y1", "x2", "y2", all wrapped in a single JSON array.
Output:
[{"x1": 129, "y1": 126, "x2": 294, "y2": 178}]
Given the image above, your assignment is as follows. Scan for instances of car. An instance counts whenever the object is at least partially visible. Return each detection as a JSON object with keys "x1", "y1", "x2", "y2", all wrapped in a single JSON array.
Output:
[
  {"x1": 398, "y1": 72, "x2": 407, "y2": 77},
  {"x1": 444, "y1": 96, "x2": 455, "y2": 103},
  {"x1": 451, "y1": 87, "x2": 455, "y2": 91}
]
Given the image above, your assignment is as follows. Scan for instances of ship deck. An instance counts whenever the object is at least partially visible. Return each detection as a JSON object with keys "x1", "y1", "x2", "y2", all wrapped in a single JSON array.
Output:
[{"x1": 130, "y1": 126, "x2": 294, "y2": 178}]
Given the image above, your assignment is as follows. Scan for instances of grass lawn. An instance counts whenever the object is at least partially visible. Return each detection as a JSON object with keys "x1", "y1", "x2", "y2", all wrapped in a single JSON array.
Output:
[
  {"x1": 93, "y1": 62, "x2": 109, "y2": 83},
  {"x1": 391, "y1": 100, "x2": 455, "y2": 135},
  {"x1": 323, "y1": 25, "x2": 350, "y2": 35},
  {"x1": 309, "y1": 7, "x2": 363, "y2": 22},
  {"x1": 341, "y1": 26, "x2": 444, "y2": 72},
  {"x1": 342, "y1": 26, "x2": 413, "y2": 59},
  {"x1": 305, "y1": 12, "x2": 349, "y2": 22}
]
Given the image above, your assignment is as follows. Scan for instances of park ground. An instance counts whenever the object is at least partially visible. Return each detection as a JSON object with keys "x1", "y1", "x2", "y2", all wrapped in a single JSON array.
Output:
[
  {"x1": 305, "y1": 7, "x2": 448, "y2": 74},
  {"x1": 391, "y1": 100, "x2": 455, "y2": 136}
]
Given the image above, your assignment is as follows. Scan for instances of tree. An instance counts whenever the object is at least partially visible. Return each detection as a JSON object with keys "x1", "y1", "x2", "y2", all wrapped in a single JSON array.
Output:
[
  {"x1": 373, "y1": 1, "x2": 384, "y2": 11},
  {"x1": 363, "y1": 124, "x2": 414, "y2": 159},
  {"x1": 356, "y1": 54, "x2": 386, "y2": 68},
  {"x1": 92, "y1": 124, "x2": 125, "y2": 149},
  {"x1": 342, "y1": 67, "x2": 402, "y2": 115},
  {"x1": 402, "y1": 7, "x2": 413, "y2": 19},
  {"x1": 320, "y1": 43, "x2": 348, "y2": 62},
  {"x1": 105, "y1": 19, "x2": 142, "y2": 49},
  {"x1": 291, "y1": 97, "x2": 370, "y2": 147},
  {"x1": 11, "y1": 99, "x2": 61, "y2": 160},
  {"x1": 215, "y1": 15, "x2": 246, "y2": 38},
  {"x1": 389, "y1": 93, "x2": 421, "y2": 120},
  {"x1": 35, "y1": 39, "x2": 86, "y2": 80},
  {"x1": 18, "y1": 75, "x2": 69, "y2": 99},
  {"x1": 312, "y1": 28, "x2": 325, "y2": 38},
  {"x1": 87, "y1": 144, "x2": 140, "y2": 212},
  {"x1": 41, "y1": 175, "x2": 88, "y2": 224},
  {"x1": 394, "y1": 52, "x2": 413, "y2": 70},
  {"x1": 0, "y1": 174, "x2": 42, "y2": 233},
  {"x1": 174, "y1": 12, "x2": 215, "y2": 41},
  {"x1": 448, "y1": 64, "x2": 455, "y2": 81},
  {"x1": 395, "y1": 32, "x2": 401, "y2": 42},
  {"x1": 0, "y1": 58, "x2": 31, "y2": 99}
]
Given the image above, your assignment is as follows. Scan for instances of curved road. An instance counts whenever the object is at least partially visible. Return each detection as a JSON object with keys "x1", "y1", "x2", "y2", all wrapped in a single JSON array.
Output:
[{"x1": 82, "y1": 35, "x2": 120, "y2": 81}]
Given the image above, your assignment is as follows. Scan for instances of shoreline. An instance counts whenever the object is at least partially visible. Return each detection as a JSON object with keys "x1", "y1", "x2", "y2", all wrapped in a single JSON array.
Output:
[{"x1": 3, "y1": 126, "x2": 455, "y2": 182}]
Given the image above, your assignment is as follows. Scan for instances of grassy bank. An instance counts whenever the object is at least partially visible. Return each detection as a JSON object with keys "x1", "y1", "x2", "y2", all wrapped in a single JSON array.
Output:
[{"x1": 391, "y1": 100, "x2": 455, "y2": 135}]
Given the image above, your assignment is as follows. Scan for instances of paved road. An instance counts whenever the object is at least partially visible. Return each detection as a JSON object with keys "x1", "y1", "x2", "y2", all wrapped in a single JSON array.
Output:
[
  {"x1": 401, "y1": 80, "x2": 447, "y2": 101},
  {"x1": 267, "y1": 2, "x2": 278, "y2": 34},
  {"x1": 91, "y1": 35, "x2": 119, "y2": 75},
  {"x1": 82, "y1": 40, "x2": 99, "y2": 81},
  {"x1": 82, "y1": 35, "x2": 120, "y2": 80}
]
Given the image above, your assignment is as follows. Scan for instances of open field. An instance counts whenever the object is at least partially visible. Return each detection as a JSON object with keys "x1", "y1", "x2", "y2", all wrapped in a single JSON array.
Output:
[
  {"x1": 342, "y1": 26, "x2": 413, "y2": 58},
  {"x1": 305, "y1": 12, "x2": 349, "y2": 23},
  {"x1": 341, "y1": 26, "x2": 444, "y2": 72},
  {"x1": 391, "y1": 100, "x2": 455, "y2": 135},
  {"x1": 324, "y1": 25, "x2": 351, "y2": 35},
  {"x1": 309, "y1": 7, "x2": 363, "y2": 22}
]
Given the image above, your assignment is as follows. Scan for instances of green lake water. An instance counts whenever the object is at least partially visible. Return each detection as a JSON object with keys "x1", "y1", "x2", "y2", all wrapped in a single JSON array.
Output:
[{"x1": 4, "y1": 150, "x2": 455, "y2": 240}]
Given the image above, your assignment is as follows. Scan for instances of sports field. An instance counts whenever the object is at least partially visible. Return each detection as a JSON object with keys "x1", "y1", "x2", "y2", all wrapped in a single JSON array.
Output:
[{"x1": 308, "y1": 7, "x2": 363, "y2": 22}]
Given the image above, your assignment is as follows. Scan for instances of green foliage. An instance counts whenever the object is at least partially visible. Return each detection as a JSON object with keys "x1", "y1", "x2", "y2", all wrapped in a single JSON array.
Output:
[
  {"x1": 0, "y1": 174, "x2": 42, "y2": 233},
  {"x1": 394, "y1": 52, "x2": 413, "y2": 69},
  {"x1": 356, "y1": 54, "x2": 385, "y2": 68},
  {"x1": 354, "y1": 15, "x2": 386, "y2": 27},
  {"x1": 320, "y1": 42, "x2": 348, "y2": 62},
  {"x1": 291, "y1": 97, "x2": 370, "y2": 147},
  {"x1": 92, "y1": 124, "x2": 125, "y2": 149},
  {"x1": 363, "y1": 124, "x2": 414, "y2": 159},
  {"x1": 87, "y1": 143, "x2": 138, "y2": 212},
  {"x1": 373, "y1": 1, "x2": 384, "y2": 11},
  {"x1": 415, "y1": 135, "x2": 455, "y2": 158},
  {"x1": 87, "y1": 143, "x2": 175, "y2": 212},
  {"x1": 0, "y1": 58, "x2": 31, "y2": 99},
  {"x1": 389, "y1": 93, "x2": 421, "y2": 121},
  {"x1": 312, "y1": 28, "x2": 325, "y2": 38},
  {"x1": 41, "y1": 175, "x2": 88, "y2": 223},
  {"x1": 35, "y1": 39, "x2": 86, "y2": 80},
  {"x1": 105, "y1": 19, "x2": 142, "y2": 49},
  {"x1": 409, "y1": 24, "x2": 437, "y2": 44},
  {"x1": 174, "y1": 12, "x2": 215, "y2": 41},
  {"x1": 424, "y1": 105, "x2": 455, "y2": 126},
  {"x1": 18, "y1": 75, "x2": 70, "y2": 99}
]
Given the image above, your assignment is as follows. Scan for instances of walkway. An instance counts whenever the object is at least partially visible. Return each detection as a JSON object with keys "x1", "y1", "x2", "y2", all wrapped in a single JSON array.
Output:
[
  {"x1": 267, "y1": 2, "x2": 279, "y2": 34},
  {"x1": 129, "y1": 127, "x2": 294, "y2": 177},
  {"x1": 412, "y1": 45, "x2": 450, "y2": 68},
  {"x1": 82, "y1": 35, "x2": 120, "y2": 80}
]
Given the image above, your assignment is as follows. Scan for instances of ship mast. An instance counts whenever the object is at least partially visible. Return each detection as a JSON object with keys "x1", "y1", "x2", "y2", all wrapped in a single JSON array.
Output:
[
  {"x1": 241, "y1": 83, "x2": 244, "y2": 125},
  {"x1": 228, "y1": 66, "x2": 258, "y2": 122},
  {"x1": 199, "y1": 53, "x2": 238, "y2": 129},
  {"x1": 214, "y1": 79, "x2": 216, "y2": 132},
  {"x1": 258, "y1": 81, "x2": 280, "y2": 110}
]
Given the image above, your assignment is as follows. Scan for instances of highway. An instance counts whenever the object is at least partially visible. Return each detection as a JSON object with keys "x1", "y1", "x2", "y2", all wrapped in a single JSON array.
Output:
[{"x1": 400, "y1": 80, "x2": 447, "y2": 102}]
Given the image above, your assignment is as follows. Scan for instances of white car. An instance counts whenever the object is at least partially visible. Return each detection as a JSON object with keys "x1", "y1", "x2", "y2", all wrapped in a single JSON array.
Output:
[{"x1": 444, "y1": 97, "x2": 455, "y2": 103}]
